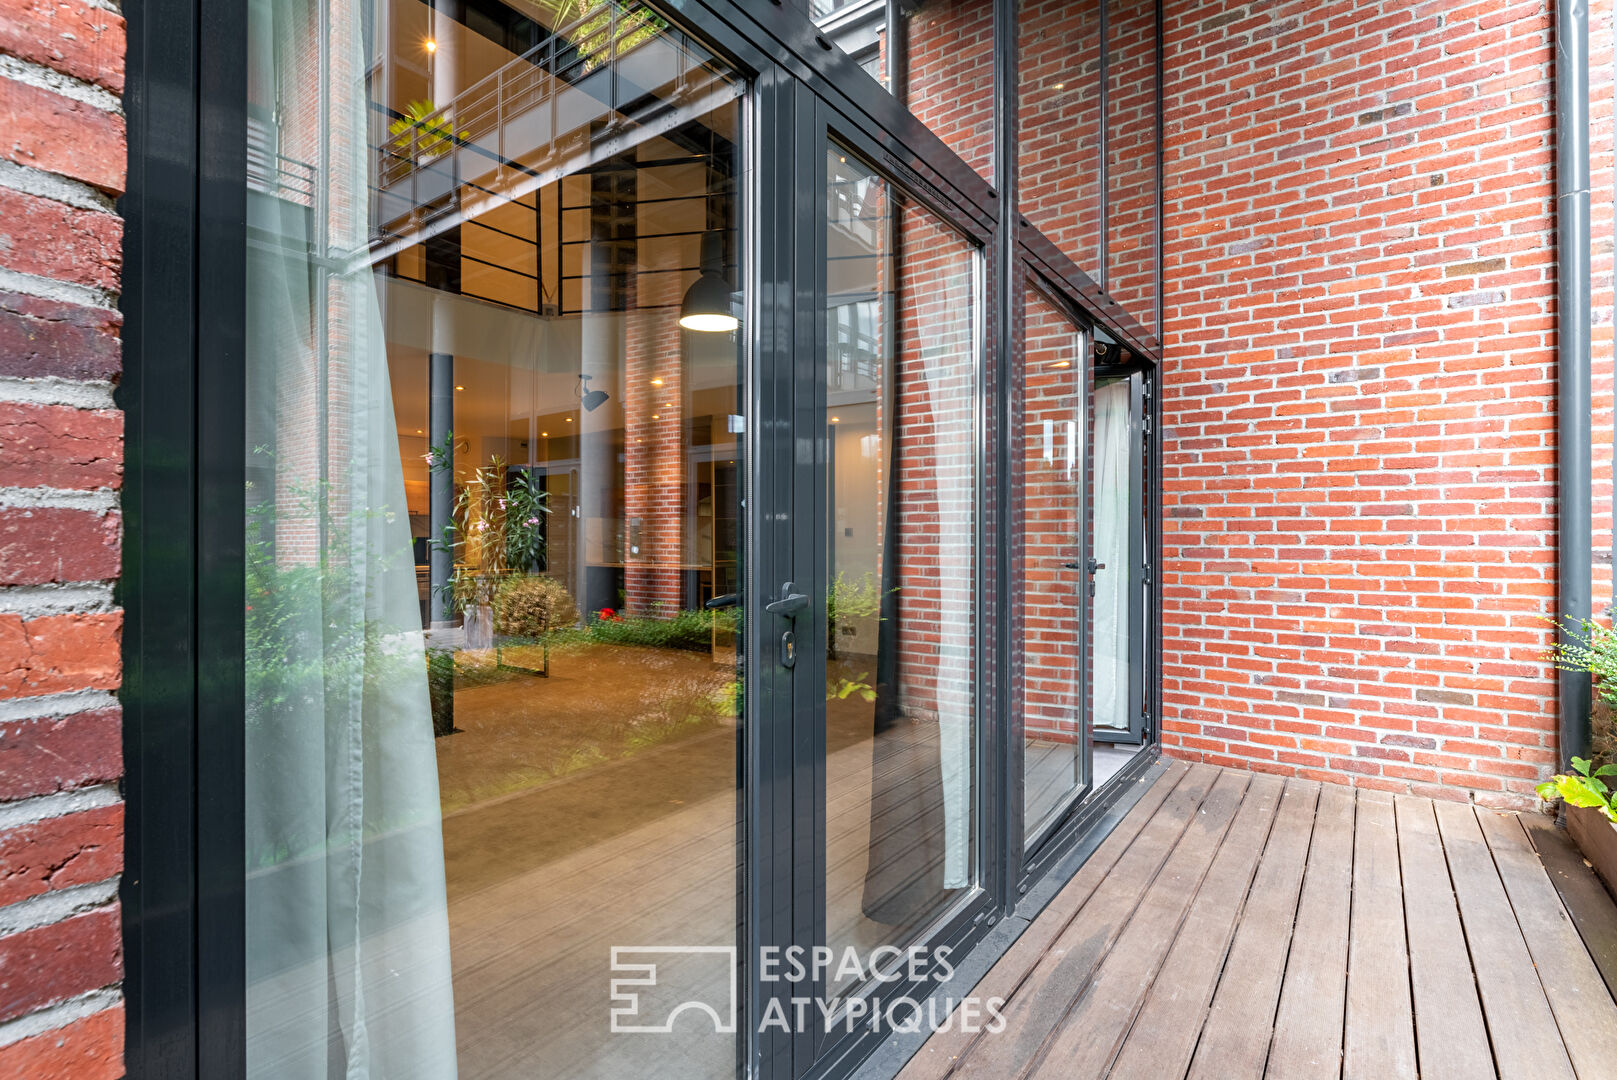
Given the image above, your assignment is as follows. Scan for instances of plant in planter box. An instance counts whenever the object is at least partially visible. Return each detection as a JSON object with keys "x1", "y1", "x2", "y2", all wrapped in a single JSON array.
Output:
[
  {"x1": 1542, "y1": 616, "x2": 1617, "y2": 896},
  {"x1": 1537, "y1": 756, "x2": 1617, "y2": 823}
]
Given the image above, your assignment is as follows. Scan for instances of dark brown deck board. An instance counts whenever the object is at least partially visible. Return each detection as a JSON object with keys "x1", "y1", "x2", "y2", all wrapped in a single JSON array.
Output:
[
  {"x1": 951, "y1": 764, "x2": 1223, "y2": 1076},
  {"x1": 1521, "y1": 813, "x2": 1617, "y2": 1000},
  {"x1": 1186, "y1": 779, "x2": 1320, "y2": 1080},
  {"x1": 1343, "y1": 790, "x2": 1415, "y2": 1080},
  {"x1": 1107, "y1": 773, "x2": 1286, "y2": 1080},
  {"x1": 904, "y1": 766, "x2": 1610, "y2": 1080},
  {"x1": 1027, "y1": 770, "x2": 1253, "y2": 1077},
  {"x1": 1396, "y1": 795, "x2": 1496, "y2": 1080},
  {"x1": 1266, "y1": 782, "x2": 1356, "y2": 1079},
  {"x1": 897, "y1": 760, "x2": 1191, "y2": 1080},
  {"x1": 1433, "y1": 800, "x2": 1575, "y2": 1080},
  {"x1": 1477, "y1": 810, "x2": 1617, "y2": 1078}
]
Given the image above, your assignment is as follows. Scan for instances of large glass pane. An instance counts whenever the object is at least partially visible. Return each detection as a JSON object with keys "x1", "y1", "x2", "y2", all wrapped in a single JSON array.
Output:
[
  {"x1": 1018, "y1": 0, "x2": 1103, "y2": 280},
  {"x1": 1106, "y1": 0, "x2": 1160, "y2": 331},
  {"x1": 1018, "y1": 291, "x2": 1086, "y2": 841},
  {"x1": 824, "y1": 146, "x2": 978, "y2": 995},
  {"x1": 245, "y1": 1, "x2": 745, "y2": 1076},
  {"x1": 813, "y1": 0, "x2": 994, "y2": 181}
]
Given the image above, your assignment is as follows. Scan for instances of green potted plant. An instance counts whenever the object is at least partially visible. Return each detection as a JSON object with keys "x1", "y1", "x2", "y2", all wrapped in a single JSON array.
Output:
[
  {"x1": 1542, "y1": 616, "x2": 1617, "y2": 895},
  {"x1": 493, "y1": 572, "x2": 578, "y2": 676},
  {"x1": 429, "y1": 438, "x2": 551, "y2": 650}
]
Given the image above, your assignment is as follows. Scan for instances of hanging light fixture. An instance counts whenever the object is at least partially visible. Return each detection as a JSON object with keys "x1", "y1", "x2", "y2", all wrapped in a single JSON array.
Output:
[{"x1": 680, "y1": 230, "x2": 738, "y2": 333}]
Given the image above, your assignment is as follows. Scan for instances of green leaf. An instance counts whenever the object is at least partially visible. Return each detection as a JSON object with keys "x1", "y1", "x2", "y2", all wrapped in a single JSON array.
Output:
[
  {"x1": 1572, "y1": 756, "x2": 1594, "y2": 777},
  {"x1": 1594, "y1": 764, "x2": 1617, "y2": 778},
  {"x1": 1544, "y1": 774, "x2": 1611, "y2": 811}
]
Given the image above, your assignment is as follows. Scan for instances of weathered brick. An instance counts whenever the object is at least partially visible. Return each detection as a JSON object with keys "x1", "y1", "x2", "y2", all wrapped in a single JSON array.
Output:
[
  {"x1": 0, "y1": 1003, "x2": 123, "y2": 1080},
  {"x1": 0, "y1": 404, "x2": 122, "y2": 490},
  {"x1": 0, "y1": 907, "x2": 121, "y2": 1021},
  {"x1": 0, "y1": 0, "x2": 125, "y2": 94},
  {"x1": 0, "y1": 507, "x2": 120, "y2": 585},
  {"x1": 0, "y1": 292, "x2": 121, "y2": 381},
  {"x1": 0, "y1": 612, "x2": 121, "y2": 698},
  {"x1": 0, "y1": 188, "x2": 122, "y2": 294},
  {"x1": 0, "y1": 77, "x2": 125, "y2": 194},
  {"x1": 0, "y1": 803, "x2": 122, "y2": 906},
  {"x1": 0, "y1": 706, "x2": 121, "y2": 799}
]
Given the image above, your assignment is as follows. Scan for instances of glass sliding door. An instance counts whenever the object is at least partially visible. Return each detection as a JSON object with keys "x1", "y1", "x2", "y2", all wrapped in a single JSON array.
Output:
[
  {"x1": 817, "y1": 139, "x2": 981, "y2": 1005},
  {"x1": 242, "y1": 2, "x2": 749, "y2": 1075},
  {"x1": 1017, "y1": 290, "x2": 1088, "y2": 844}
]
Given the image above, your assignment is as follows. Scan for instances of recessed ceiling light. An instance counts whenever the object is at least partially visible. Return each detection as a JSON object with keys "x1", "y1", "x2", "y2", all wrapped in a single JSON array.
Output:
[
  {"x1": 424, "y1": 37, "x2": 436, "y2": 53},
  {"x1": 650, "y1": 378, "x2": 664, "y2": 386},
  {"x1": 565, "y1": 417, "x2": 573, "y2": 422},
  {"x1": 540, "y1": 431, "x2": 548, "y2": 437},
  {"x1": 830, "y1": 416, "x2": 841, "y2": 424},
  {"x1": 455, "y1": 385, "x2": 465, "y2": 391},
  {"x1": 652, "y1": 414, "x2": 660, "y2": 420},
  {"x1": 1050, "y1": 360, "x2": 1071, "y2": 368}
]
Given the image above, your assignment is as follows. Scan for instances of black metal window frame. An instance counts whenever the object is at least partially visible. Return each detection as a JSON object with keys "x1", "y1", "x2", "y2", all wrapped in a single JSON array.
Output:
[{"x1": 117, "y1": 0, "x2": 1164, "y2": 1076}]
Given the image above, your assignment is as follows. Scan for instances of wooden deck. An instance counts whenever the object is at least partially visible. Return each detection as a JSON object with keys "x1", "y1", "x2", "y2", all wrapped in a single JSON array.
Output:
[{"x1": 900, "y1": 759, "x2": 1617, "y2": 1080}]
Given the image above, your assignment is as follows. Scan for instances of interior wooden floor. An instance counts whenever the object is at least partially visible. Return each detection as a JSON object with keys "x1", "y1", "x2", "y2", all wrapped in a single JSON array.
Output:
[{"x1": 901, "y1": 758, "x2": 1617, "y2": 1080}]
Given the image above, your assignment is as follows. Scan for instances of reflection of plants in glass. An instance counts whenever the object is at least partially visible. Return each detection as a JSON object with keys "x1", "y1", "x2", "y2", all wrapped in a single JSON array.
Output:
[
  {"x1": 533, "y1": 0, "x2": 668, "y2": 71},
  {"x1": 548, "y1": 606, "x2": 735, "y2": 651},
  {"x1": 388, "y1": 99, "x2": 467, "y2": 157},
  {"x1": 494, "y1": 573, "x2": 578, "y2": 639},
  {"x1": 826, "y1": 572, "x2": 893, "y2": 658},
  {"x1": 829, "y1": 671, "x2": 876, "y2": 703},
  {"x1": 428, "y1": 441, "x2": 550, "y2": 613}
]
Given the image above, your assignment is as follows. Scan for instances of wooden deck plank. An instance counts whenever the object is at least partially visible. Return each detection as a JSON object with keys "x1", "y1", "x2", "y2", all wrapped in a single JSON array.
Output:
[
  {"x1": 1060, "y1": 772, "x2": 1287, "y2": 1073},
  {"x1": 1476, "y1": 810, "x2": 1617, "y2": 1079},
  {"x1": 1186, "y1": 779, "x2": 1320, "y2": 1080},
  {"x1": 1109, "y1": 774, "x2": 1288, "y2": 1080},
  {"x1": 1520, "y1": 813, "x2": 1617, "y2": 1000},
  {"x1": 1266, "y1": 782, "x2": 1356, "y2": 1079},
  {"x1": 1396, "y1": 795, "x2": 1495, "y2": 1080},
  {"x1": 898, "y1": 759, "x2": 1191, "y2": 1080},
  {"x1": 1432, "y1": 800, "x2": 1575, "y2": 1080},
  {"x1": 949, "y1": 764, "x2": 1225, "y2": 1076},
  {"x1": 1343, "y1": 790, "x2": 1416, "y2": 1080},
  {"x1": 1027, "y1": 770, "x2": 1257, "y2": 1077}
]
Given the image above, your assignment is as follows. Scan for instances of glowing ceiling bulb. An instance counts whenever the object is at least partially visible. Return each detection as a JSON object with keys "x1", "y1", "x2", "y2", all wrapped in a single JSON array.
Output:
[{"x1": 424, "y1": 38, "x2": 437, "y2": 53}]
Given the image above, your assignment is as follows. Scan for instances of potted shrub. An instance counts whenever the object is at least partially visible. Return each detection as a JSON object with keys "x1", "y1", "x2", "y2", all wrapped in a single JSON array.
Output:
[
  {"x1": 494, "y1": 573, "x2": 578, "y2": 676},
  {"x1": 1542, "y1": 618, "x2": 1617, "y2": 896}
]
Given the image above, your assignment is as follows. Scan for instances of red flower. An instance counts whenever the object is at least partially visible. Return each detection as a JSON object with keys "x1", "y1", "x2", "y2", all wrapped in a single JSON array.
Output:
[{"x1": 598, "y1": 607, "x2": 617, "y2": 621}]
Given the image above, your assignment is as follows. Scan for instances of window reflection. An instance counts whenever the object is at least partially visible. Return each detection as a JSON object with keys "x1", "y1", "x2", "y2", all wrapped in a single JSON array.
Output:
[
  {"x1": 245, "y1": 0, "x2": 744, "y2": 1075},
  {"x1": 824, "y1": 148, "x2": 978, "y2": 997}
]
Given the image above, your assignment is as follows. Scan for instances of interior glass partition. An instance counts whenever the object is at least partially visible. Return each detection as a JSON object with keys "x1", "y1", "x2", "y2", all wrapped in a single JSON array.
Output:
[{"x1": 243, "y1": 1, "x2": 745, "y2": 1075}]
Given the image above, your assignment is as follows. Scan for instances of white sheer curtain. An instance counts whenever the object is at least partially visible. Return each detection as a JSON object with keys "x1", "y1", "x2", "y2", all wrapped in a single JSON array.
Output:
[
  {"x1": 244, "y1": 0, "x2": 458, "y2": 1072},
  {"x1": 1092, "y1": 378, "x2": 1133, "y2": 733}
]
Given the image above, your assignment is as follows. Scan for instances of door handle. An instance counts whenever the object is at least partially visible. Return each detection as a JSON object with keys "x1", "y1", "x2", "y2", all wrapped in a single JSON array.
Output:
[
  {"x1": 765, "y1": 582, "x2": 810, "y2": 617},
  {"x1": 704, "y1": 593, "x2": 739, "y2": 610},
  {"x1": 1062, "y1": 561, "x2": 1106, "y2": 572}
]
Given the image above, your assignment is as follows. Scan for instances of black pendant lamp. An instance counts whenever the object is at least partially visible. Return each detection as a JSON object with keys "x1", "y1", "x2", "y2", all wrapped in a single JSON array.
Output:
[{"x1": 680, "y1": 230, "x2": 738, "y2": 333}]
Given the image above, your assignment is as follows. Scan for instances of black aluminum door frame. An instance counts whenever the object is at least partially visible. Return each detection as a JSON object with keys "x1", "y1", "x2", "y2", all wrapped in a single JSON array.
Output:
[{"x1": 767, "y1": 93, "x2": 1002, "y2": 1080}]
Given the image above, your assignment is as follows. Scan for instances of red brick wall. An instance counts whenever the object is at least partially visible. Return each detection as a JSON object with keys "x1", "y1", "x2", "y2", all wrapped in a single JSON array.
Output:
[
  {"x1": 0, "y1": 0, "x2": 128, "y2": 1072},
  {"x1": 1157, "y1": 0, "x2": 1603, "y2": 809}
]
